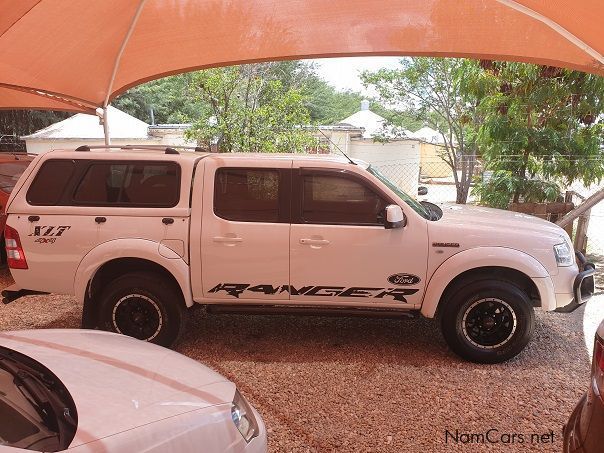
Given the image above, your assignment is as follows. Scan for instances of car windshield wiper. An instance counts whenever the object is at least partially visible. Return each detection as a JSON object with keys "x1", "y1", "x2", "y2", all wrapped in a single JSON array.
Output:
[{"x1": 0, "y1": 355, "x2": 76, "y2": 447}]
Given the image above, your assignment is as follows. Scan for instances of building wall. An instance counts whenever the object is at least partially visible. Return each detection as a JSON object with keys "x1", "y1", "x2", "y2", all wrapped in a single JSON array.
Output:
[
  {"x1": 419, "y1": 142, "x2": 452, "y2": 178},
  {"x1": 346, "y1": 140, "x2": 420, "y2": 196},
  {"x1": 310, "y1": 130, "x2": 354, "y2": 155}
]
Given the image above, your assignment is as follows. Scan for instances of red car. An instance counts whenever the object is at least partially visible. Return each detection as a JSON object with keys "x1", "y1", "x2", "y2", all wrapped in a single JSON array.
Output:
[
  {"x1": 0, "y1": 153, "x2": 35, "y2": 262},
  {"x1": 564, "y1": 319, "x2": 604, "y2": 452}
]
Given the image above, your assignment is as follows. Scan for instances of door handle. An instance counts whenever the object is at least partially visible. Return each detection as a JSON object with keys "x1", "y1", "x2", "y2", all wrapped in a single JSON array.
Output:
[
  {"x1": 299, "y1": 238, "x2": 330, "y2": 246},
  {"x1": 213, "y1": 236, "x2": 243, "y2": 243},
  {"x1": 95, "y1": 217, "x2": 106, "y2": 224},
  {"x1": 28, "y1": 215, "x2": 39, "y2": 222}
]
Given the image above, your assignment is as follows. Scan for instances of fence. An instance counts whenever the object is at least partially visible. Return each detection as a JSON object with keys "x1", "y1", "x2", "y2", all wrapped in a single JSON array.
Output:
[{"x1": 372, "y1": 156, "x2": 604, "y2": 281}]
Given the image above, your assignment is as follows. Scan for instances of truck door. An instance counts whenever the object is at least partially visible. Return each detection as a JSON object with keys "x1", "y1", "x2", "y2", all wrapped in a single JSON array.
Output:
[
  {"x1": 289, "y1": 165, "x2": 429, "y2": 308},
  {"x1": 200, "y1": 159, "x2": 291, "y2": 301}
]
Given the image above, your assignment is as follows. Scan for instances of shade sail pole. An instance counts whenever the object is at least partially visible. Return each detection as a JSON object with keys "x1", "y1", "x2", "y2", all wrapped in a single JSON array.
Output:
[
  {"x1": 102, "y1": 107, "x2": 110, "y2": 145},
  {"x1": 95, "y1": 107, "x2": 110, "y2": 145},
  {"x1": 101, "y1": 0, "x2": 148, "y2": 146}
]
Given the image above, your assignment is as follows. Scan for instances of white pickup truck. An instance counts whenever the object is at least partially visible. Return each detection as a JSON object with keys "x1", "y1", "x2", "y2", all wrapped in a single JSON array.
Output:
[{"x1": 1, "y1": 146, "x2": 595, "y2": 363}]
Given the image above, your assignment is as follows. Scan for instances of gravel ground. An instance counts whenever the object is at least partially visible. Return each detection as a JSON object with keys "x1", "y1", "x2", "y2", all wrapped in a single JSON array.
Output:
[{"x1": 0, "y1": 268, "x2": 603, "y2": 452}]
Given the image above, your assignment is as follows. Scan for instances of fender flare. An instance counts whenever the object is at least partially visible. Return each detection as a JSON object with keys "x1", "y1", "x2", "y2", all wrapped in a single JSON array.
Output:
[
  {"x1": 420, "y1": 247, "x2": 552, "y2": 318},
  {"x1": 74, "y1": 239, "x2": 193, "y2": 309}
]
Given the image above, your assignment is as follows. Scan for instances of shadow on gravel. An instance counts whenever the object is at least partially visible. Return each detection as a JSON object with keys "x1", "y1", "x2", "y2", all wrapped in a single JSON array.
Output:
[
  {"x1": 178, "y1": 305, "x2": 591, "y2": 370},
  {"x1": 36, "y1": 311, "x2": 81, "y2": 330}
]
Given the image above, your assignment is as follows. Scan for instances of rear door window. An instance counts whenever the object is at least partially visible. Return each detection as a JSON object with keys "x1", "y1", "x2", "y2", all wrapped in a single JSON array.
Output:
[{"x1": 214, "y1": 168, "x2": 286, "y2": 222}]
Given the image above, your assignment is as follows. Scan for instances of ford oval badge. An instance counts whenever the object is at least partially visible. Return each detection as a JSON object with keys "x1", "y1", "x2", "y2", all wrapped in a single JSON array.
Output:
[{"x1": 388, "y1": 273, "x2": 421, "y2": 286}]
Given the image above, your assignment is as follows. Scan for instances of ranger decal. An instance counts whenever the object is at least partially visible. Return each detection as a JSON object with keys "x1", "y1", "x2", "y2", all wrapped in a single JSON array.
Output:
[{"x1": 208, "y1": 283, "x2": 419, "y2": 303}]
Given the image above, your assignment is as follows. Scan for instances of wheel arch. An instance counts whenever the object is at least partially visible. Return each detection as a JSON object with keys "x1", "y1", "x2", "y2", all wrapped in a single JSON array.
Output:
[
  {"x1": 75, "y1": 239, "x2": 193, "y2": 328},
  {"x1": 421, "y1": 247, "x2": 550, "y2": 318}
]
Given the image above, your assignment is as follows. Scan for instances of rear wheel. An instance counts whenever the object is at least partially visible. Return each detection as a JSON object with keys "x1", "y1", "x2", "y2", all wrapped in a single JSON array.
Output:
[
  {"x1": 440, "y1": 280, "x2": 535, "y2": 363},
  {"x1": 97, "y1": 272, "x2": 186, "y2": 347}
]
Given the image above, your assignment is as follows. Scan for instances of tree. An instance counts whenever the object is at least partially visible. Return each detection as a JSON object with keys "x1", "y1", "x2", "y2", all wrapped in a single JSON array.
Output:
[
  {"x1": 301, "y1": 75, "x2": 363, "y2": 124},
  {"x1": 184, "y1": 63, "x2": 316, "y2": 153},
  {"x1": 472, "y1": 62, "x2": 604, "y2": 208},
  {"x1": 113, "y1": 73, "x2": 207, "y2": 124},
  {"x1": 0, "y1": 110, "x2": 71, "y2": 151},
  {"x1": 362, "y1": 58, "x2": 482, "y2": 204}
]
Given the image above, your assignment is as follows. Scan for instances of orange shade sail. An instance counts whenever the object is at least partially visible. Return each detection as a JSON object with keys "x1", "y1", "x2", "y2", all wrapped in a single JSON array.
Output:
[{"x1": 1, "y1": 0, "x2": 603, "y2": 113}]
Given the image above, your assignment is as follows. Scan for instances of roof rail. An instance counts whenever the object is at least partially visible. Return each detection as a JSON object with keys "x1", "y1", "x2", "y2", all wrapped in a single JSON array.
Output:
[{"x1": 72, "y1": 144, "x2": 209, "y2": 153}]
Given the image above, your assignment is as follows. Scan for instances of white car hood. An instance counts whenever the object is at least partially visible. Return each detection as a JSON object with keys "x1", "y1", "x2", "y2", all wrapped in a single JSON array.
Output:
[
  {"x1": 0, "y1": 330, "x2": 234, "y2": 447},
  {"x1": 436, "y1": 203, "x2": 567, "y2": 238}
]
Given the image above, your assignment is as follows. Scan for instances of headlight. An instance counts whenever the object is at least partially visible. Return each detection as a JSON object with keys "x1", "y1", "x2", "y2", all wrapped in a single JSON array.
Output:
[
  {"x1": 231, "y1": 389, "x2": 258, "y2": 442},
  {"x1": 553, "y1": 242, "x2": 573, "y2": 266}
]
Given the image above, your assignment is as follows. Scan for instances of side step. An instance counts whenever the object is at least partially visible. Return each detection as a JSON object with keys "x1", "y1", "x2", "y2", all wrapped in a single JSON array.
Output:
[{"x1": 206, "y1": 304, "x2": 418, "y2": 319}]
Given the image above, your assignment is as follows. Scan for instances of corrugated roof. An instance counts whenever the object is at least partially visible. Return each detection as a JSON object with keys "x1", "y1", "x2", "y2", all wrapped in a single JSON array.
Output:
[
  {"x1": 341, "y1": 109, "x2": 416, "y2": 140},
  {"x1": 410, "y1": 126, "x2": 446, "y2": 144},
  {"x1": 22, "y1": 106, "x2": 149, "y2": 140},
  {"x1": 341, "y1": 109, "x2": 388, "y2": 139}
]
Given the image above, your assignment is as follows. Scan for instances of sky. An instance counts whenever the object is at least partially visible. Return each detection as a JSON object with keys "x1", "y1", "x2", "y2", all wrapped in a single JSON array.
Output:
[{"x1": 306, "y1": 56, "x2": 403, "y2": 95}]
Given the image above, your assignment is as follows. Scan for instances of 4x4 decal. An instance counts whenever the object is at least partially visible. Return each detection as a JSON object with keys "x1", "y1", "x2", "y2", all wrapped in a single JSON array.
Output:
[{"x1": 209, "y1": 283, "x2": 419, "y2": 303}]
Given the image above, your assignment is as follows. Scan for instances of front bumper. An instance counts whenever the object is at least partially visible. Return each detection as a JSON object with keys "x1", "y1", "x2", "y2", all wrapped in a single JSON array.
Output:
[{"x1": 556, "y1": 252, "x2": 595, "y2": 313}]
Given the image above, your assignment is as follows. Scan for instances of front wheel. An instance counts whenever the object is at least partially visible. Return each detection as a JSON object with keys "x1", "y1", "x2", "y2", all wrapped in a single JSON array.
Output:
[
  {"x1": 440, "y1": 280, "x2": 535, "y2": 363},
  {"x1": 97, "y1": 272, "x2": 186, "y2": 347}
]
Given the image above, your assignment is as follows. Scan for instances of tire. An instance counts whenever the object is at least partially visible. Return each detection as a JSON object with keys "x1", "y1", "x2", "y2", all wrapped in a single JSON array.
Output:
[
  {"x1": 97, "y1": 272, "x2": 186, "y2": 347},
  {"x1": 440, "y1": 280, "x2": 535, "y2": 363}
]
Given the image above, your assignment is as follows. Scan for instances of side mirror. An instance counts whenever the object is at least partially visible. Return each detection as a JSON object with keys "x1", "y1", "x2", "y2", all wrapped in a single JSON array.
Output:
[{"x1": 385, "y1": 204, "x2": 406, "y2": 229}]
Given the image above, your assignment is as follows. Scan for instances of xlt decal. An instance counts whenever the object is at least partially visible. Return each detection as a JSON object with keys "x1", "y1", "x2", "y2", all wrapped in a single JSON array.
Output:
[
  {"x1": 388, "y1": 273, "x2": 421, "y2": 286},
  {"x1": 28, "y1": 226, "x2": 71, "y2": 237},
  {"x1": 209, "y1": 283, "x2": 419, "y2": 303}
]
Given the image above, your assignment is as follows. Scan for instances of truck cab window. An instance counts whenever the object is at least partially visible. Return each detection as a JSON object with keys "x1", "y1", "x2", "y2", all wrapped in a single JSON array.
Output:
[{"x1": 301, "y1": 173, "x2": 387, "y2": 225}]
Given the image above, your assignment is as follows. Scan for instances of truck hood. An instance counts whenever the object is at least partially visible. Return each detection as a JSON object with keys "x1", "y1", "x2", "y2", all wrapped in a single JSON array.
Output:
[
  {"x1": 436, "y1": 203, "x2": 567, "y2": 239},
  {"x1": 0, "y1": 330, "x2": 234, "y2": 447}
]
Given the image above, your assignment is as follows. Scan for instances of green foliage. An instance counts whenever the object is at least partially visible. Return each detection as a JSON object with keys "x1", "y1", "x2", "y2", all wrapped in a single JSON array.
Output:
[
  {"x1": 184, "y1": 64, "x2": 316, "y2": 153},
  {"x1": 301, "y1": 75, "x2": 363, "y2": 124},
  {"x1": 362, "y1": 57, "x2": 482, "y2": 204},
  {"x1": 113, "y1": 73, "x2": 207, "y2": 124},
  {"x1": 471, "y1": 62, "x2": 604, "y2": 206},
  {"x1": 473, "y1": 171, "x2": 561, "y2": 209},
  {"x1": 114, "y1": 60, "x2": 379, "y2": 128}
]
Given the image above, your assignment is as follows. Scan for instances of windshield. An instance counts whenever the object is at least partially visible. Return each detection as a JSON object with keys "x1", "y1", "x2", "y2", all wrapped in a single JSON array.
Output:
[
  {"x1": 0, "y1": 346, "x2": 77, "y2": 451},
  {"x1": 366, "y1": 165, "x2": 431, "y2": 219}
]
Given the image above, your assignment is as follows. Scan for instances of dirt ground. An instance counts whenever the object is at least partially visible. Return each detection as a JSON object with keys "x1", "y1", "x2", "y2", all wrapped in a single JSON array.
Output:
[{"x1": 0, "y1": 268, "x2": 602, "y2": 452}]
